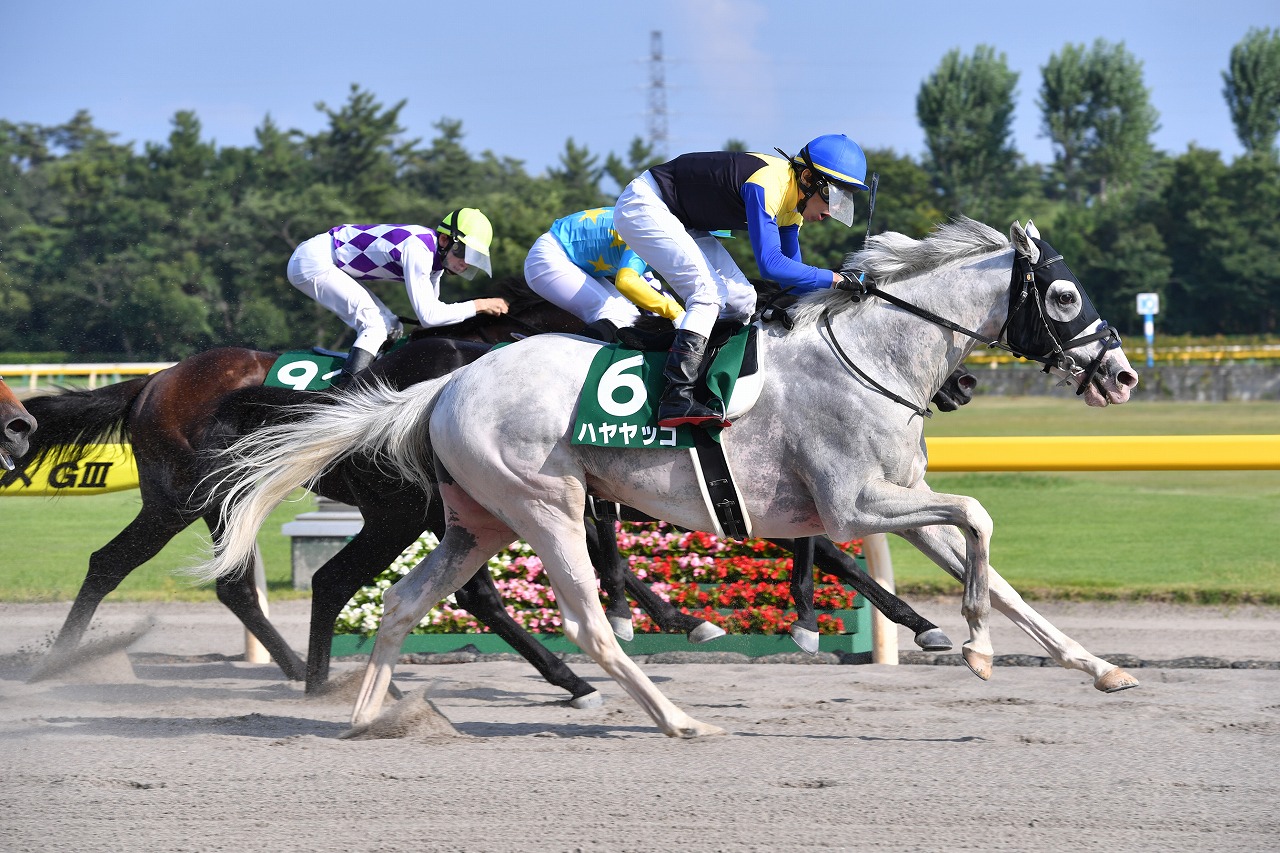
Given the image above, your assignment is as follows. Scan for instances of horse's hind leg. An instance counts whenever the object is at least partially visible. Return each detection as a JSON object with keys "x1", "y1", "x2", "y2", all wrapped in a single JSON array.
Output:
[
  {"x1": 303, "y1": 514, "x2": 426, "y2": 693},
  {"x1": 348, "y1": 517, "x2": 518, "y2": 730},
  {"x1": 453, "y1": 568, "x2": 604, "y2": 708},
  {"x1": 31, "y1": 500, "x2": 189, "y2": 680},
  {"x1": 800, "y1": 537, "x2": 952, "y2": 651},
  {"x1": 205, "y1": 514, "x2": 306, "y2": 681},
  {"x1": 521, "y1": 511, "x2": 724, "y2": 739},
  {"x1": 896, "y1": 525, "x2": 1138, "y2": 693}
]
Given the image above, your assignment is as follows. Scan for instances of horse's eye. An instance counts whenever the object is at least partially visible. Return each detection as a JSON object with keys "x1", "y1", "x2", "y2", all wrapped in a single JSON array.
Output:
[{"x1": 1056, "y1": 292, "x2": 1077, "y2": 305}]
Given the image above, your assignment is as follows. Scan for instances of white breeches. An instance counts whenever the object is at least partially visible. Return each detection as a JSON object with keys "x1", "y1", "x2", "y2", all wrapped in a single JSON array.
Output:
[
  {"x1": 287, "y1": 233, "x2": 399, "y2": 354},
  {"x1": 613, "y1": 172, "x2": 756, "y2": 339},
  {"x1": 523, "y1": 233, "x2": 642, "y2": 328}
]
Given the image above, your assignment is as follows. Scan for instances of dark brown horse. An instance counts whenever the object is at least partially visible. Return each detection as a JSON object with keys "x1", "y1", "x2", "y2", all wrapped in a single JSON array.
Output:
[
  {"x1": 1, "y1": 377, "x2": 37, "y2": 470},
  {"x1": 7, "y1": 291, "x2": 615, "y2": 701}
]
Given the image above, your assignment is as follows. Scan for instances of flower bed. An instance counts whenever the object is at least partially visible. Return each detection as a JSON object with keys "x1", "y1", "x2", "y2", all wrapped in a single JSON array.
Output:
[{"x1": 334, "y1": 522, "x2": 864, "y2": 639}]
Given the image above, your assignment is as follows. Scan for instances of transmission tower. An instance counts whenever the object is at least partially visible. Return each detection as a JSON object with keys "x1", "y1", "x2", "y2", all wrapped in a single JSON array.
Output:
[{"x1": 647, "y1": 30, "x2": 669, "y2": 159}]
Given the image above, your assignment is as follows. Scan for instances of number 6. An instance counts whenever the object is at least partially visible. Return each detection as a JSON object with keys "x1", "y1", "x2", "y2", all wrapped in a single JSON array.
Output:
[{"x1": 597, "y1": 354, "x2": 647, "y2": 417}]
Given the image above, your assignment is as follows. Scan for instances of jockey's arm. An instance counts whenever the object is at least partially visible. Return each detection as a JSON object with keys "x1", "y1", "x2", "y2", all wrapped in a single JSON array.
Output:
[
  {"x1": 402, "y1": 239, "x2": 477, "y2": 328},
  {"x1": 741, "y1": 184, "x2": 833, "y2": 294},
  {"x1": 614, "y1": 262, "x2": 684, "y2": 322}
]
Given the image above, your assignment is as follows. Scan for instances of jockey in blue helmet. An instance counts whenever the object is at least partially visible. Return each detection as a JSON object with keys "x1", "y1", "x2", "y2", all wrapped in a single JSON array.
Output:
[{"x1": 614, "y1": 133, "x2": 871, "y2": 428}]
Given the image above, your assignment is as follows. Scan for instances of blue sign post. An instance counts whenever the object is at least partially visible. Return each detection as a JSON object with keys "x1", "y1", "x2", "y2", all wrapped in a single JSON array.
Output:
[{"x1": 1136, "y1": 293, "x2": 1160, "y2": 368}]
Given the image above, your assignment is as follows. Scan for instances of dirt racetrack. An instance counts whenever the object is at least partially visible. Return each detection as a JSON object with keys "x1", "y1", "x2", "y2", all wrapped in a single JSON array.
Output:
[{"x1": 2, "y1": 598, "x2": 1278, "y2": 853}]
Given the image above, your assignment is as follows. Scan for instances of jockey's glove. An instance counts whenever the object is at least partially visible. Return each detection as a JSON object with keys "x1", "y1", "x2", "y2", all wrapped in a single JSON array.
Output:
[
  {"x1": 834, "y1": 270, "x2": 870, "y2": 299},
  {"x1": 616, "y1": 267, "x2": 685, "y2": 322}
]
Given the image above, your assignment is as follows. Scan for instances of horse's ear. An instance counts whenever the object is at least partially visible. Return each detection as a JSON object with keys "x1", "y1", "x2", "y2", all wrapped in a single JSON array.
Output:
[
  {"x1": 1025, "y1": 219, "x2": 1040, "y2": 240},
  {"x1": 1009, "y1": 221, "x2": 1041, "y2": 265}
]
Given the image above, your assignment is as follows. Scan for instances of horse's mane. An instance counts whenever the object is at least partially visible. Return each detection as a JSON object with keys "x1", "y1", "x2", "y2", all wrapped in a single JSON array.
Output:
[
  {"x1": 788, "y1": 217, "x2": 1009, "y2": 329},
  {"x1": 485, "y1": 275, "x2": 544, "y2": 315}
]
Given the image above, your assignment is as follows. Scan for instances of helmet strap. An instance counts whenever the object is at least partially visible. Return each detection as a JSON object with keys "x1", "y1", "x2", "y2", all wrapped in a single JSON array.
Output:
[{"x1": 775, "y1": 146, "x2": 825, "y2": 215}]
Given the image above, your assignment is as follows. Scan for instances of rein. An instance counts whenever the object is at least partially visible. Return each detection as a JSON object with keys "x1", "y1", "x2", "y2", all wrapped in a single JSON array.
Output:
[
  {"x1": 820, "y1": 311, "x2": 932, "y2": 419},
  {"x1": 821, "y1": 251, "x2": 1123, "y2": 416}
]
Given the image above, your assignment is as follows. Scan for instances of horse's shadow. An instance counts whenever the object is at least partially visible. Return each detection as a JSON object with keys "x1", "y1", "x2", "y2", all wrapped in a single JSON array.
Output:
[{"x1": 450, "y1": 720, "x2": 668, "y2": 738}]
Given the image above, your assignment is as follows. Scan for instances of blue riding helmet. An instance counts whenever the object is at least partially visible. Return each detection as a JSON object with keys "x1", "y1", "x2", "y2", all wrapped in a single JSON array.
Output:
[
  {"x1": 799, "y1": 134, "x2": 869, "y2": 191},
  {"x1": 790, "y1": 134, "x2": 869, "y2": 227}
]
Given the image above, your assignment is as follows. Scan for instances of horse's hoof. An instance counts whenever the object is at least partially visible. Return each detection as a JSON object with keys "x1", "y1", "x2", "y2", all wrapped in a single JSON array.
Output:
[
  {"x1": 1094, "y1": 667, "x2": 1140, "y2": 693},
  {"x1": 608, "y1": 615, "x2": 634, "y2": 642},
  {"x1": 961, "y1": 646, "x2": 993, "y2": 681},
  {"x1": 790, "y1": 625, "x2": 820, "y2": 655},
  {"x1": 569, "y1": 690, "x2": 605, "y2": 710},
  {"x1": 670, "y1": 721, "x2": 727, "y2": 739},
  {"x1": 687, "y1": 622, "x2": 726, "y2": 644},
  {"x1": 914, "y1": 628, "x2": 953, "y2": 651}
]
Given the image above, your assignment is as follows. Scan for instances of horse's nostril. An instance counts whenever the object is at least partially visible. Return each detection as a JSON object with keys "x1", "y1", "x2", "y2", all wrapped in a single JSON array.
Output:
[
  {"x1": 1117, "y1": 370, "x2": 1138, "y2": 389},
  {"x1": 6, "y1": 418, "x2": 35, "y2": 437}
]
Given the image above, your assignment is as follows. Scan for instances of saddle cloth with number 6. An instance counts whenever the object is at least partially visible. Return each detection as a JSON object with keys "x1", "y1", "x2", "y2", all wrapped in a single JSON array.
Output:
[{"x1": 571, "y1": 324, "x2": 760, "y2": 450}]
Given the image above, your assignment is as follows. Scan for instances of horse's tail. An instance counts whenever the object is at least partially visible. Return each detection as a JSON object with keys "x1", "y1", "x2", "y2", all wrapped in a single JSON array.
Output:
[
  {"x1": 193, "y1": 375, "x2": 453, "y2": 581},
  {"x1": 1, "y1": 375, "x2": 152, "y2": 482}
]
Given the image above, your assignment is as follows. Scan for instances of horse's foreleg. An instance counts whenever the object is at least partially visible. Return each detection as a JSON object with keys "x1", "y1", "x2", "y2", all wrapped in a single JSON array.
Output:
[
  {"x1": 786, "y1": 537, "x2": 820, "y2": 654},
  {"x1": 621, "y1": 569, "x2": 725, "y2": 642},
  {"x1": 853, "y1": 480, "x2": 994, "y2": 679},
  {"x1": 582, "y1": 511, "x2": 634, "y2": 640},
  {"x1": 896, "y1": 525, "x2": 1138, "y2": 692},
  {"x1": 453, "y1": 567, "x2": 603, "y2": 708},
  {"x1": 799, "y1": 537, "x2": 951, "y2": 651},
  {"x1": 524, "y1": 516, "x2": 724, "y2": 739}
]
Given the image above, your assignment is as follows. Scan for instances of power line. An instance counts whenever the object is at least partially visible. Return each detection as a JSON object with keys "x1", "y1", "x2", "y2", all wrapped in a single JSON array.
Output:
[{"x1": 647, "y1": 30, "x2": 668, "y2": 159}]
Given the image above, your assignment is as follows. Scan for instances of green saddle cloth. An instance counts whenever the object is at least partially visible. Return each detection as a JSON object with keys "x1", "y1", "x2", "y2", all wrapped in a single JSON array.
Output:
[
  {"x1": 262, "y1": 350, "x2": 347, "y2": 390},
  {"x1": 572, "y1": 326, "x2": 751, "y2": 449}
]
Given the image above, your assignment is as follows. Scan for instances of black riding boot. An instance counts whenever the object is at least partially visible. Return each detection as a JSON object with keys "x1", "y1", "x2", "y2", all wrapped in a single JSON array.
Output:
[
  {"x1": 656, "y1": 329, "x2": 727, "y2": 429},
  {"x1": 331, "y1": 347, "x2": 376, "y2": 389}
]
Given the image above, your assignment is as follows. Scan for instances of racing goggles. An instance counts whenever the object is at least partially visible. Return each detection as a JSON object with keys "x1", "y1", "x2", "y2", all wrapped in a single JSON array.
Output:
[{"x1": 447, "y1": 240, "x2": 492, "y2": 280}]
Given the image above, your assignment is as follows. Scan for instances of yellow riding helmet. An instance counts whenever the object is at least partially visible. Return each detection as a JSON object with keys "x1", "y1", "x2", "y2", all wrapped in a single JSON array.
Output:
[{"x1": 438, "y1": 208, "x2": 494, "y2": 279}]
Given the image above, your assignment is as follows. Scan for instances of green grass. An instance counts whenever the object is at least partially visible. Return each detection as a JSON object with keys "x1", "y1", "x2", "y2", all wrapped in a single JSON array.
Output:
[
  {"x1": 3, "y1": 398, "x2": 1278, "y2": 604},
  {"x1": 0, "y1": 490, "x2": 317, "y2": 602},
  {"x1": 887, "y1": 397, "x2": 1280, "y2": 603}
]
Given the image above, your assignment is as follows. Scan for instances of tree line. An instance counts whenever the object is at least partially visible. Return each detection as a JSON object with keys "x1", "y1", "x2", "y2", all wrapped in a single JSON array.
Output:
[{"x1": 1, "y1": 29, "x2": 1277, "y2": 360}]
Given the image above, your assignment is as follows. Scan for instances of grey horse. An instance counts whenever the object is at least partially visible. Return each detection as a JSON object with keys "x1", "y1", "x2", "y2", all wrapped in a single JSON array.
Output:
[{"x1": 201, "y1": 219, "x2": 1140, "y2": 738}]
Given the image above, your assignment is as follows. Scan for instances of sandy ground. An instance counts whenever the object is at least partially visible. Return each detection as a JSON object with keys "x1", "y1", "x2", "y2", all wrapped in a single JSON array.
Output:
[{"x1": 1, "y1": 598, "x2": 1278, "y2": 853}]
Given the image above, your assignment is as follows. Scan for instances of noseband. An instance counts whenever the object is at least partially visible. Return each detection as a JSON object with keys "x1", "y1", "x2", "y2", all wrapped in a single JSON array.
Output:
[{"x1": 820, "y1": 247, "x2": 1123, "y2": 416}]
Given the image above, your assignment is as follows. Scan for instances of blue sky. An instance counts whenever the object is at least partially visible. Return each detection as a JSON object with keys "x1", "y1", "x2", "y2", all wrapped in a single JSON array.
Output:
[{"x1": 3, "y1": 0, "x2": 1275, "y2": 180}]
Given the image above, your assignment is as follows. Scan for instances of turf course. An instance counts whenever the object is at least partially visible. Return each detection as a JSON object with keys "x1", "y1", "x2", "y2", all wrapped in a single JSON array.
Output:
[
  {"x1": 1, "y1": 398, "x2": 1277, "y2": 603},
  {"x1": 890, "y1": 397, "x2": 1280, "y2": 602},
  {"x1": 0, "y1": 491, "x2": 316, "y2": 602}
]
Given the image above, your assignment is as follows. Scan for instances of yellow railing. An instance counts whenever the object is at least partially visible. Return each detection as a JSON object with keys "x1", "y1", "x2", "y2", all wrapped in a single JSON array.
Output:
[
  {"x1": 6, "y1": 435, "x2": 1276, "y2": 500},
  {"x1": 926, "y1": 435, "x2": 1280, "y2": 471},
  {"x1": 965, "y1": 345, "x2": 1280, "y2": 366},
  {"x1": 0, "y1": 363, "x2": 175, "y2": 391}
]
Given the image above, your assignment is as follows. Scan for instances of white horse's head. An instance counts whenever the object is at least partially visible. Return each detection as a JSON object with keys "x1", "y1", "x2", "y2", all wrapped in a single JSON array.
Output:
[{"x1": 1006, "y1": 221, "x2": 1138, "y2": 406}]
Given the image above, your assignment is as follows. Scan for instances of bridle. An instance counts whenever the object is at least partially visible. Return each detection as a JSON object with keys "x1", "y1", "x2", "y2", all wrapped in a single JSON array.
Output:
[{"x1": 819, "y1": 243, "x2": 1123, "y2": 417}]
